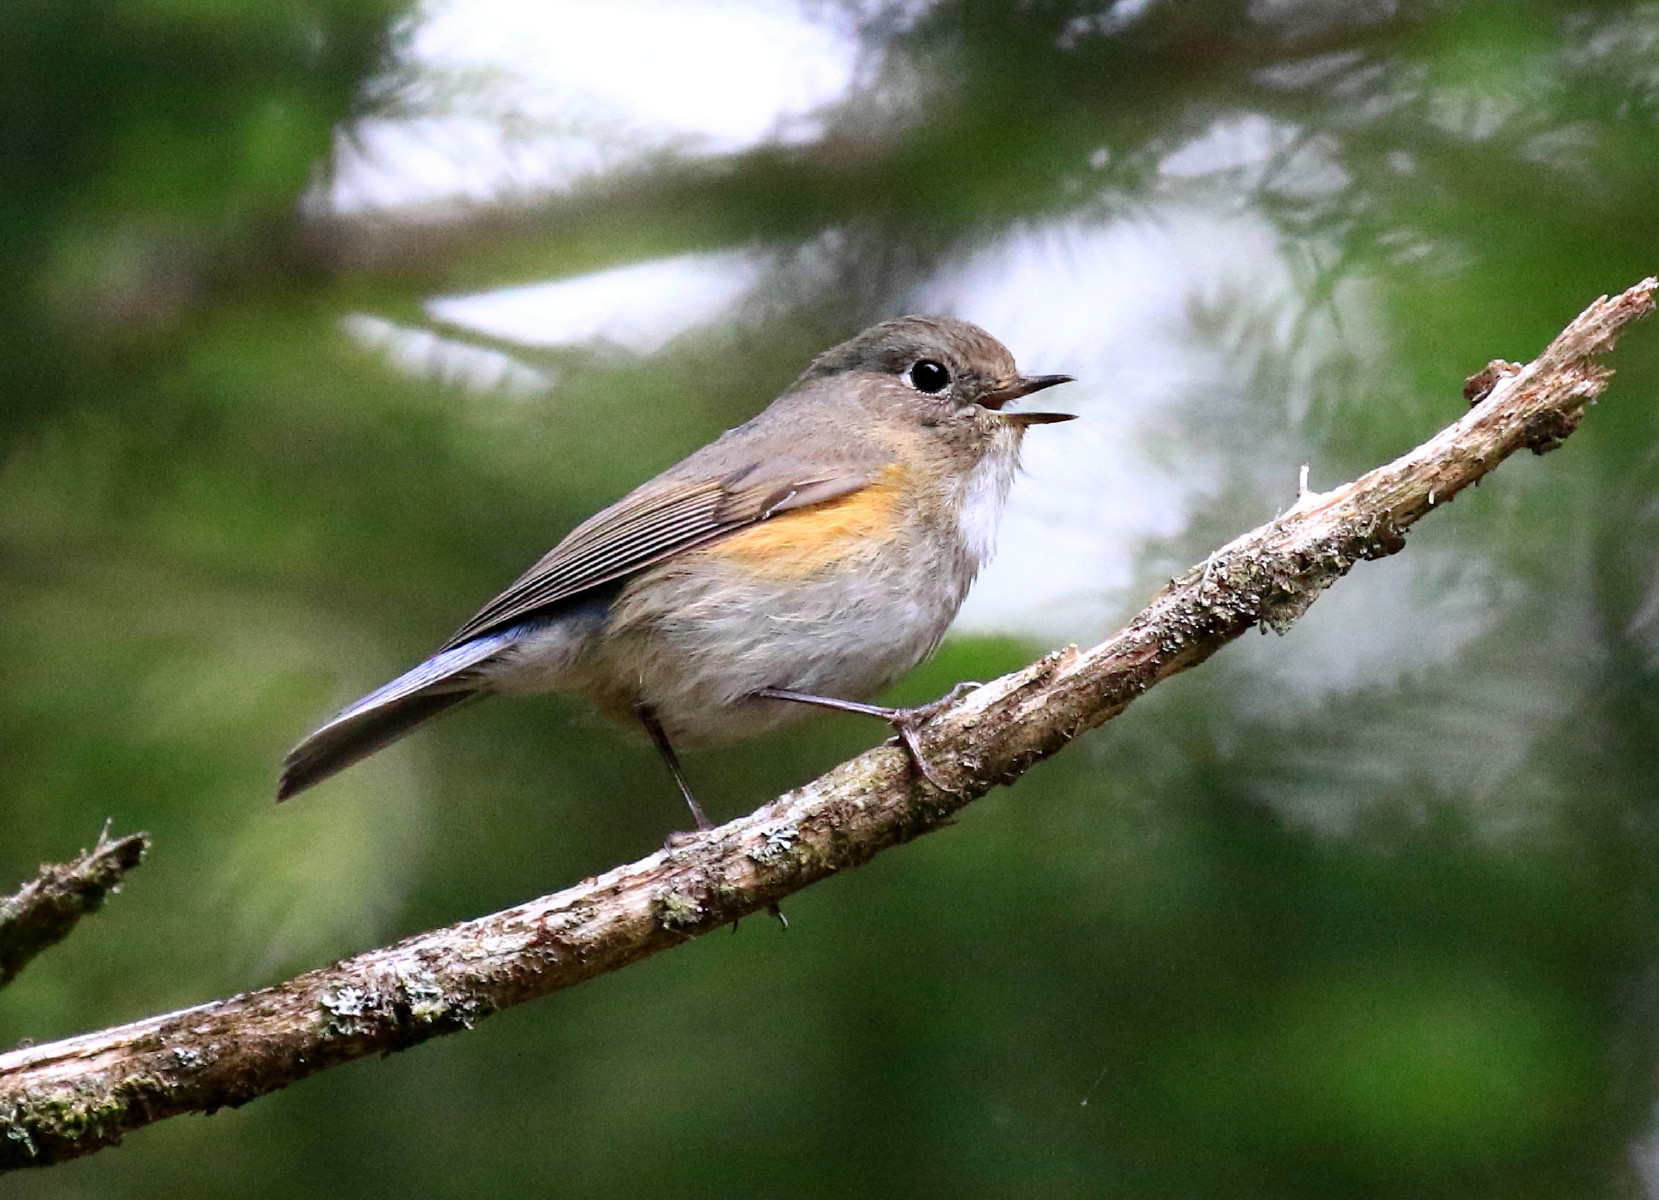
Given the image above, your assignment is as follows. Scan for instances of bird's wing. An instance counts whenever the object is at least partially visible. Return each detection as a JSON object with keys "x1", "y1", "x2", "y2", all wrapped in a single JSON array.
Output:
[{"x1": 439, "y1": 459, "x2": 882, "y2": 649}]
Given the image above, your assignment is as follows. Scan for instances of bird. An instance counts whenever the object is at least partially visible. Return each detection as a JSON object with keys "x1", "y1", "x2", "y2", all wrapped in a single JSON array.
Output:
[{"x1": 278, "y1": 315, "x2": 1075, "y2": 824}]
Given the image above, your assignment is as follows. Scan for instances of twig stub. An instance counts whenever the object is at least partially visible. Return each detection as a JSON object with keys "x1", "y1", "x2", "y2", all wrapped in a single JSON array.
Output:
[{"x1": 0, "y1": 831, "x2": 150, "y2": 991}]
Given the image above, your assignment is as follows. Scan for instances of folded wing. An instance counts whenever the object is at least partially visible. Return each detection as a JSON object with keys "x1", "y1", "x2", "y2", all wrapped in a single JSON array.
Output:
[{"x1": 440, "y1": 459, "x2": 882, "y2": 649}]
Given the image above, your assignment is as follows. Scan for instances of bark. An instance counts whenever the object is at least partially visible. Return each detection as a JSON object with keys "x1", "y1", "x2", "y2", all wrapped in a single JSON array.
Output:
[
  {"x1": 0, "y1": 830, "x2": 148, "y2": 990},
  {"x1": 1, "y1": 280, "x2": 1653, "y2": 1171}
]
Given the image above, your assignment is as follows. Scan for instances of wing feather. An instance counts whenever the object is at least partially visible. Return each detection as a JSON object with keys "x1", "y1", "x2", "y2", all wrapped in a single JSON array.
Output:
[{"x1": 439, "y1": 461, "x2": 880, "y2": 649}]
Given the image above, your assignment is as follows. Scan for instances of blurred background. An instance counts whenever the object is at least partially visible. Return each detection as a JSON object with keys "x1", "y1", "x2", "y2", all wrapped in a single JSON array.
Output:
[{"x1": 6, "y1": 0, "x2": 1659, "y2": 1195}]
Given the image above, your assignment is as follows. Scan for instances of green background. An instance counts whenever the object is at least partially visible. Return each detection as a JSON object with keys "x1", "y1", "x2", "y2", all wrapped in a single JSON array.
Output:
[{"x1": 7, "y1": 1, "x2": 1659, "y2": 1196}]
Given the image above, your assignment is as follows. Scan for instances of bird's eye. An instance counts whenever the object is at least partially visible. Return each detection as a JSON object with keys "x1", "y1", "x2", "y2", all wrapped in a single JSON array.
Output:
[{"x1": 907, "y1": 360, "x2": 951, "y2": 394}]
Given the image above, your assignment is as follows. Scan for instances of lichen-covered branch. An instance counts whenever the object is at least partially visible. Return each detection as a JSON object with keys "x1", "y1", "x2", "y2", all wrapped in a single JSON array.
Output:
[
  {"x1": 0, "y1": 830, "x2": 149, "y2": 990},
  {"x1": 1, "y1": 280, "x2": 1652, "y2": 1171}
]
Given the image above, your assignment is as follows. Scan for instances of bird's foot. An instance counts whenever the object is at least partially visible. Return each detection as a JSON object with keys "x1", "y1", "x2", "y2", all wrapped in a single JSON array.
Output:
[
  {"x1": 754, "y1": 684, "x2": 982, "y2": 794},
  {"x1": 878, "y1": 706, "x2": 956, "y2": 792},
  {"x1": 661, "y1": 828, "x2": 705, "y2": 852},
  {"x1": 896, "y1": 680, "x2": 984, "y2": 724},
  {"x1": 873, "y1": 681, "x2": 984, "y2": 791}
]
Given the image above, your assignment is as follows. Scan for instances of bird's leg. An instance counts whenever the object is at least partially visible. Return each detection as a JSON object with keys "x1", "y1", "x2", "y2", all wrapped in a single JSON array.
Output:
[
  {"x1": 635, "y1": 704, "x2": 713, "y2": 832},
  {"x1": 753, "y1": 685, "x2": 970, "y2": 792}
]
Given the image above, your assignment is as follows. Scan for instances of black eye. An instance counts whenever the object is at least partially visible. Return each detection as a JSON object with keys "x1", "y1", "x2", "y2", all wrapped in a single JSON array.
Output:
[{"x1": 907, "y1": 360, "x2": 950, "y2": 394}]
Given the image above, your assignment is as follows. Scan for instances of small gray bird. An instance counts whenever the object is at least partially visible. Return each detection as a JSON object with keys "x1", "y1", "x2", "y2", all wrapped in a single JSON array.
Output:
[{"x1": 280, "y1": 316, "x2": 1074, "y2": 822}]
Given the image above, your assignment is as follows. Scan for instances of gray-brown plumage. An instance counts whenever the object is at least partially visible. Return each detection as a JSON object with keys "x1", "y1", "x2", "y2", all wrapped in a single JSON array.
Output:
[{"x1": 279, "y1": 316, "x2": 1074, "y2": 808}]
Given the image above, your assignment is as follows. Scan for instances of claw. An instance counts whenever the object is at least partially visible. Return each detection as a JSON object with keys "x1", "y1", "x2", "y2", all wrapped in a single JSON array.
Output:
[
  {"x1": 887, "y1": 711, "x2": 957, "y2": 792},
  {"x1": 661, "y1": 828, "x2": 702, "y2": 852}
]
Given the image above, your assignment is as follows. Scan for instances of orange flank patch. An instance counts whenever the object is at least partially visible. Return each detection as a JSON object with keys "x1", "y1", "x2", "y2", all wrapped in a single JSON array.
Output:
[{"x1": 700, "y1": 465, "x2": 909, "y2": 578}]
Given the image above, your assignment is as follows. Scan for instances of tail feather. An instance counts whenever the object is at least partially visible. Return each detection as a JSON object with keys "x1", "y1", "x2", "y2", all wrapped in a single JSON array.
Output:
[
  {"x1": 278, "y1": 690, "x2": 478, "y2": 800},
  {"x1": 277, "y1": 632, "x2": 516, "y2": 801}
]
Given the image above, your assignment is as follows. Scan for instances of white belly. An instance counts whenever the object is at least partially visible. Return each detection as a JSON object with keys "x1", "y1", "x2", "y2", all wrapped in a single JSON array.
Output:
[{"x1": 610, "y1": 543, "x2": 971, "y2": 744}]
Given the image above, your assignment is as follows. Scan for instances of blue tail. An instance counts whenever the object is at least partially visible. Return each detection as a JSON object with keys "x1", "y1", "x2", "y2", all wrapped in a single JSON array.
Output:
[{"x1": 277, "y1": 631, "x2": 517, "y2": 800}]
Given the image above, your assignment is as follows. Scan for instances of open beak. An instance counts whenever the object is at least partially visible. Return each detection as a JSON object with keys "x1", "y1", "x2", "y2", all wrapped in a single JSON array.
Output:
[{"x1": 979, "y1": 373, "x2": 1077, "y2": 426}]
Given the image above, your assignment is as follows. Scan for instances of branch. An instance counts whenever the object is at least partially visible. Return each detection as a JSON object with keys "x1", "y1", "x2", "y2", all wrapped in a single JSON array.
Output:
[
  {"x1": 0, "y1": 829, "x2": 149, "y2": 990},
  {"x1": 1, "y1": 281, "x2": 1652, "y2": 1170}
]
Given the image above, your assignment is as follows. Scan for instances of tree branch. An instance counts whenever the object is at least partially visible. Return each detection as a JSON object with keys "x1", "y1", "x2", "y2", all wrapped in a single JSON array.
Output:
[
  {"x1": 0, "y1": 830, "x2": 149, "y2": 991},
  {"x1": 2, "y1": 280, "x2": 1652, "y2": 1170}
]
